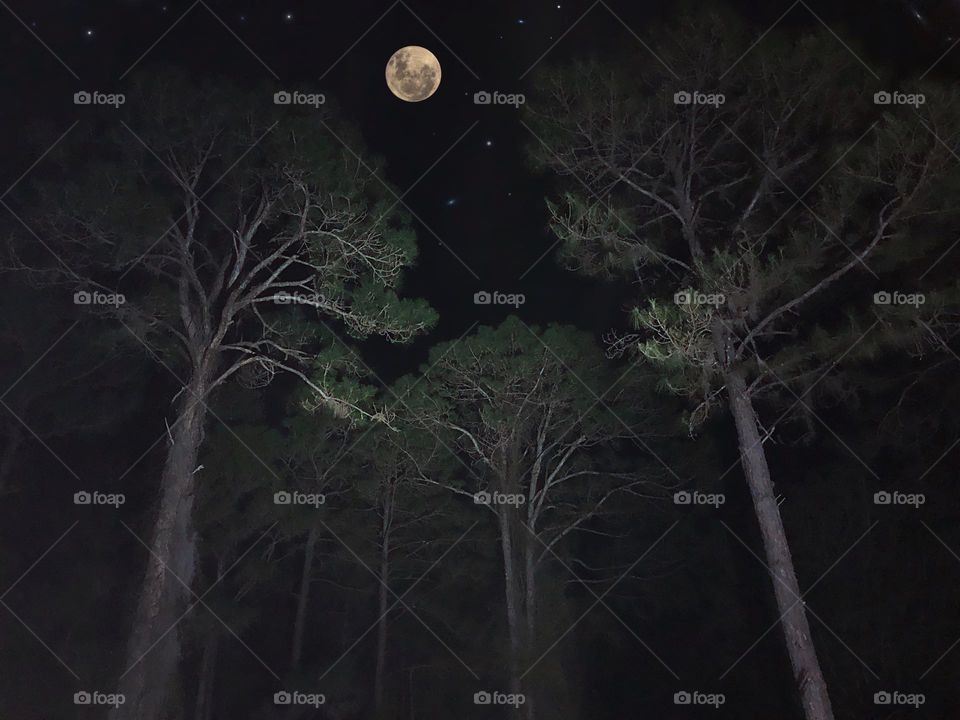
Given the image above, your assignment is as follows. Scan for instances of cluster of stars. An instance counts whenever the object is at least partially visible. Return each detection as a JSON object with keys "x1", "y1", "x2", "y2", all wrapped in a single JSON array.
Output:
[
  {"x1": 73, "y1": 4, "x2": 563, "y2": 42},
  {"x1": 506, "y1": 5, "x2": 562, "y2": 40},
  {"x1": 518, "y1": 4, "x2": 561, "y2": 23},
  {"x1": 441, "y1": 138, "x2": 511, "y2": 207},
  {"x1": 75, "y1": 8, "x2": 299, "y2": 38},
  {"x1": 69, "y1": 3, "x2": 521, "y2": 214}
]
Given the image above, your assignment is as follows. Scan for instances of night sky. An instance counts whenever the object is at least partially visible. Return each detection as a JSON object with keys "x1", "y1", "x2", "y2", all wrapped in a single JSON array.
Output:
[
  {"x1": 3, "y1": 0, "x2": 956, "y2": 369},
  {"x1": 5, "y1": 0, "x2": 635, "y2": 363},
  {"x1": 5, "y1": 0, "x2": 917, "y2": 364},
  {"x1": 4, "y1": 1, "x2": 960, "y2": 719}
]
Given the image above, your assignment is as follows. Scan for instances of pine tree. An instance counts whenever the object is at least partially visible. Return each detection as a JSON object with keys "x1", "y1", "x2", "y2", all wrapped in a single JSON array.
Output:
[
  {"x1": 6, "y1": 68, "x2": 436, "y2": 720},
  {"x1": 527, "y1": 11, "x2": 960, "y2": 719},
  {"x1": 404, "y1": 317, "x2": 667, "y2": 719}
]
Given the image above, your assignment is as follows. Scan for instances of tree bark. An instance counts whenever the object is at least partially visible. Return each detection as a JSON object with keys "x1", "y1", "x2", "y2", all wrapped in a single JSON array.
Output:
[
  {"x1": 725, "y1": 367, "x2": 835, "y2": 720},
  {"x1": 522, "y1": 536, "x2": 537, "y2": 720},
  {"x1": 497, "y1": 437, "x2": 529, "y2": 711},
  {"x1": 112, "y1": 372, "x2": 210, "y2": 720},
  {"x1": 290, "y1": 523, "x2": 318, "y2": 671},
  {"x1": 497, "y1": 503, "x2": 524, "y2": 701},
  {"x1": 193, "y1": 632, "x2": 218, "y2": 720},
  {"x1": 374, "y1": 504, "x2": 391, "y2": 717}
]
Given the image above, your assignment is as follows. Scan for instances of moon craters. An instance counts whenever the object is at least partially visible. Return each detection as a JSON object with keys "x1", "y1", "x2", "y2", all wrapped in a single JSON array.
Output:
[{"x1": 386, "y1": 46, "x2": 441, "y2": 102}]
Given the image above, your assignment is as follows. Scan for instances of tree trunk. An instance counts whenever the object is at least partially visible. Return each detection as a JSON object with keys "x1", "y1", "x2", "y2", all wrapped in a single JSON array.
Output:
[
  {"x1": 522, "y1": 537, "x2": 536, "y2": 720},
  {"x1": 112, "y1": 373, "x2": 210, "y2": 720},
  {"x1": 193, "y1": 632, "x2": 218, "y2": 720},
  {"x1": 374, "y1": 502, "x2": 391, "y2": 717},
  {"x1": 725, "y1": 367, "x2": 835, "y2": 720},
  {"x1": 497, "y1": 503, "x2": 524, "y2": 700},
  {"x1": 496, "y1": 438, "x2": 528, "y2": 708},
  {"x1": 290, "y1": 524, "x2": 318, "y2": 671}
]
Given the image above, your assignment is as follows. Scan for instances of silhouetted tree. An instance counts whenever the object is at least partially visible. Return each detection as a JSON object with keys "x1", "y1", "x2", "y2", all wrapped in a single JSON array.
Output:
[
  {"x1": 7, "y1": 69, "x2": 436, "y2": 720},
  {"x1": 528, "y1": 12, "x2": 960, "y2": 719},
  {"x1": 405, "y1": 317, "x2": 667, "y2": 719}
]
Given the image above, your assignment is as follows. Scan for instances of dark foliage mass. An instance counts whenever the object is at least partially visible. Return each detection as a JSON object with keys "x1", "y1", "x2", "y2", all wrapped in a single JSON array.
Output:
[{"x1": 1, "y1": 2, "x2": 959, "y2": 719}]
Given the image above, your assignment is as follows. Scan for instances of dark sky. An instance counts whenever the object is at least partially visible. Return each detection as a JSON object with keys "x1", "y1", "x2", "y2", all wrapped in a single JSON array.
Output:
[
  {"x1": 2, "y1": 0, "x2": 956, "y2": 370},
  {"x1": 2, "y1": 0, "x2": 647, "y2": 368}
]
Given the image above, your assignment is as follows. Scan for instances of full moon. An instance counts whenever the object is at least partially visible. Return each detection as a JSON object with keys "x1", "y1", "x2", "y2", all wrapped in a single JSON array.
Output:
[{"x1": 385, "y1": 46, "x2": 441, "y2": 102}]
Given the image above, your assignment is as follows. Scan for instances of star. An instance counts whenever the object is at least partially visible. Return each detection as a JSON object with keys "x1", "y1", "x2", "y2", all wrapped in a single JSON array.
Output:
[
  {"x1": 484, "y1": 139, "x2": 493, "y2": 147},
  {"x1": 444, "y1": 197, "x2": 458, "y2": 208},
  {"x1": 517, "y1": 18, "x2": 526, "y2": 25},
  {"x1": 283, "y1": 11, "x2": 294, "y2": 22},
  {"x1": 84, "y1": 28, "x2": 95, "y2": 38}
]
